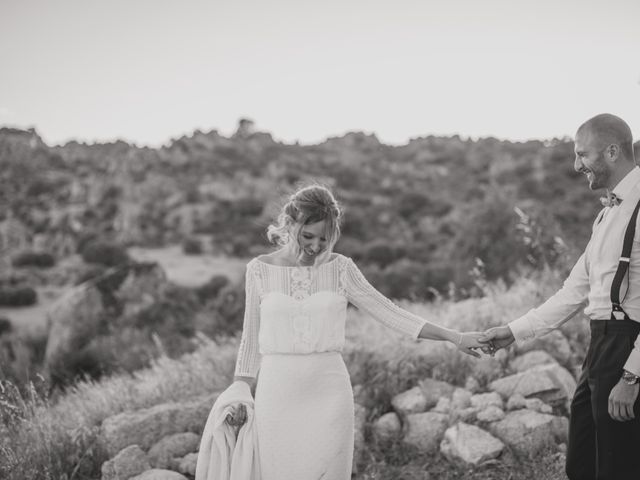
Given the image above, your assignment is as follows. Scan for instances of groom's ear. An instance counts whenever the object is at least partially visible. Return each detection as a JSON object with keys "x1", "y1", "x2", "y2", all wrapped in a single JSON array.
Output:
[{"x1": 606, "y1": 143, "x2": 620, "y2": 162}]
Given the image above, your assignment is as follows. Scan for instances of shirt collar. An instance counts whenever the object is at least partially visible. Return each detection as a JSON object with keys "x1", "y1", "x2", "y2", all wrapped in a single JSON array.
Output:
[{"x1": 612, "y1": 166, "x2": 640, "y2": 200}]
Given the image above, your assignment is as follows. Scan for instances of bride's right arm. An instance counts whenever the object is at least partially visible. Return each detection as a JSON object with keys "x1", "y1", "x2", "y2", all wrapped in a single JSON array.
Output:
[{"x1": 233, "y1": 260, "x2": 261, "y2": 385}]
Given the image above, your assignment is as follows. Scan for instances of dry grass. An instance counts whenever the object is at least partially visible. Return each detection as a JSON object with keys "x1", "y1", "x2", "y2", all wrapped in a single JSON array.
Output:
[
  {"x1": 0, "y1": 334, "x2": 238, "y2": 480},
  {"x1": 0, "y1": 268, "x2": 571, "y2": 479}
]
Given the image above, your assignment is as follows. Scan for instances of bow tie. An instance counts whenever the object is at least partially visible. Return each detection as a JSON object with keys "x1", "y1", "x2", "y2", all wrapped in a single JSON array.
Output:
[{"x1": 600, "y1": 192, "x2": 623, "y2": 207}]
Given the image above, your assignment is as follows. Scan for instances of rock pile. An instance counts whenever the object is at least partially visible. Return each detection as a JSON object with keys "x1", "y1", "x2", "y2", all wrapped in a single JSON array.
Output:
[{"x1": 97, "y1": 340, "x2": 578, "y2": 477}]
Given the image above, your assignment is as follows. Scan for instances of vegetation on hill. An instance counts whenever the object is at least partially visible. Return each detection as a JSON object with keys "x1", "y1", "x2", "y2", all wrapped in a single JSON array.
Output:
[{"x1": 4, "y1": 122, "x2": 633, "y2": 301}]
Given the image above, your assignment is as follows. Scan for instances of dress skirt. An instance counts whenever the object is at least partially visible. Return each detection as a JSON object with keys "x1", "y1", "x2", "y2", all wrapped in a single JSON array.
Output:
[{"x1": 255, "y1": 351, "x2": 355, "y2": 480}]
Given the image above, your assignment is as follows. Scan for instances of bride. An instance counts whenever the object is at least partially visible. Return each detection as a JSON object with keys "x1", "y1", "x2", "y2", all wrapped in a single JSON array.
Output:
[{"x1": 227, "y1": 184, "x2": 483, "y2": 479}]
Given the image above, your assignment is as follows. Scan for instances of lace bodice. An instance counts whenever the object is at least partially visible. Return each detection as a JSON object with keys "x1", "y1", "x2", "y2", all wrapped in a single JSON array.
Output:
[{"x1": 234, "y1": 254, "x2": 427, "y2": 378}]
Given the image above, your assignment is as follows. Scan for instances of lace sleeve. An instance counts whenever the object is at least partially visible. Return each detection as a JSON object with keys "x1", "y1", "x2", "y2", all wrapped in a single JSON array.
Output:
[
  {"x1": 234, "y1": 260, "x2": 262, "y2": 378},
  {"x1": 343, "y1": 257, "x2": 427, "y2": 338}
]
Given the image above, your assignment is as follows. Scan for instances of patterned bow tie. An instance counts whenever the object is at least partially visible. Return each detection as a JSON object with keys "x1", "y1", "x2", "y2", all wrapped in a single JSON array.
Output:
[{"x1": 600, "y1": 192, "x2": 623, "y2": 207}]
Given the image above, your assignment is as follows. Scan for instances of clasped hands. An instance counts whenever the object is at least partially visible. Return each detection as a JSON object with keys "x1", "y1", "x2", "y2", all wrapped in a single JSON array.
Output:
[{"x1": 455, "y1": 325, "x2": 515, "y2": 358}]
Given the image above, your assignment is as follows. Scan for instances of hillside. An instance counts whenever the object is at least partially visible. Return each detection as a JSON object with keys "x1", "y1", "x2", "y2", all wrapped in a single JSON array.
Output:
[{"x1": 2, "y1": 121, "x2": 628, "y2": 299}]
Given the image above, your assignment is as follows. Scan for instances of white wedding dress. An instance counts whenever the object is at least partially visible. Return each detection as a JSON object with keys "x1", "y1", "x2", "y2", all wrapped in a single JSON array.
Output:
[{"x1": 234, "y1": 254, "x2": 427, "y2": 480}]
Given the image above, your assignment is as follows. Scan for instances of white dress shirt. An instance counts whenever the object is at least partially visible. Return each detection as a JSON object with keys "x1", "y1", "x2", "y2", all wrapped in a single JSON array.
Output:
[{"x1": 509, "y1": 166, "x2": 640, "y2": 376}]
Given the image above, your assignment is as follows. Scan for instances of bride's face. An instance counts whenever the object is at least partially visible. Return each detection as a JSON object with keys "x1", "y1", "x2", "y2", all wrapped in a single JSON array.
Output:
[{"x1": 296, "y1": 220, "x2": 328, "y2": 262}]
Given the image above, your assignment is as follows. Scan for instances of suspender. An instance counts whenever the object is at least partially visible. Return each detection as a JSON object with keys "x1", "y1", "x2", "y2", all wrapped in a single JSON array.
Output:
[{"x1": 610, "y1": 198, "x2": 640, "y2": 320}]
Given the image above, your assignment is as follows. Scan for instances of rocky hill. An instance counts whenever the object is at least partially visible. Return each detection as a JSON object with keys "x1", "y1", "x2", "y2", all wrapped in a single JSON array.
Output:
[{"x1": 4, "y1": 121, "x2": 631, "y2": 299}]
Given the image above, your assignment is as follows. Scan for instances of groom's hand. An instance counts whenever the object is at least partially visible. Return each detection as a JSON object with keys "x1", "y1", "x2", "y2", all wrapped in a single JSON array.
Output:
[
  {"x1": 609, "y1": 378, "x2": 639, "y2": 421},
  {"x1": 478, "y1": 326, "x2": 515, "y2": 355}
]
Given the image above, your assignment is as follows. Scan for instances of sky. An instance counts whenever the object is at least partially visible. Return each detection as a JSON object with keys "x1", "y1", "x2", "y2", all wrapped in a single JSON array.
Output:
[{"x1": 1, "y1": 0, "x2": 639, "y2": 147}]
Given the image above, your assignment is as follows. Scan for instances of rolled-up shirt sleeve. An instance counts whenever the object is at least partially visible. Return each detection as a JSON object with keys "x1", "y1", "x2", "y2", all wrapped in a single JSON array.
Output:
[
  {"x1": 508, "y1": 252, "x2": 590, "y2": 344},
  {"x1": 623, "y1": 340, "x2": 640, "y2": 377}
]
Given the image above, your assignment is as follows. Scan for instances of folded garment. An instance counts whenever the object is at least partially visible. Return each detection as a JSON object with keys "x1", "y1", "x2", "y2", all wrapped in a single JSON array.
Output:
[{"x1": 195, "y1": 381, "x2": 261, "y2": 480}]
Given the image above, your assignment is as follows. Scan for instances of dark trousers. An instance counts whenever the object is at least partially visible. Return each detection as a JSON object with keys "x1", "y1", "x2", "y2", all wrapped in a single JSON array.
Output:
[{"x1": 566, "y1": 320, "x2": 640, "y2": 480}]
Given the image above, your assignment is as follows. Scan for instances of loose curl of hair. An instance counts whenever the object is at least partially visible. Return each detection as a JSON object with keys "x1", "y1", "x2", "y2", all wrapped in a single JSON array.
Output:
[{"x1": 267, "y1": 184, "x2": 342, "y2": 265}]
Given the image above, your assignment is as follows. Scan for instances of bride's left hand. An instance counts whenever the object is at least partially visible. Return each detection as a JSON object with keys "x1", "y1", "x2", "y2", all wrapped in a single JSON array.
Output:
[{"x1": 454, "y1": 331, "x2": 485, "y2": 358}]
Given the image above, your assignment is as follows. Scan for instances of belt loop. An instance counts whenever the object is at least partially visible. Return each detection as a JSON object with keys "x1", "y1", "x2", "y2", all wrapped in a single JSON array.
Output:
[{"x1": 604, "y1": 320, "x2": 608, "y2": 335}]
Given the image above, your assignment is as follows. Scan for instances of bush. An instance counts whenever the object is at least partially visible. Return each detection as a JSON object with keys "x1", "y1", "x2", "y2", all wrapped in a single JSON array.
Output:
[
  {"x1": 11, "y1": 251, "x2": 56, "y2": 268},
  {"x1": 182, "y1": 236, "x2": 203, "y2": 255},
  {"x1": 81, "y1": 241, "x2": 130, "y2": 267},
  {"x1": 195, "y1": 275, "x2": 230, "y2": 304},
  {"x1": 74, "y1": 264, "x2": 107, "y2": 285},
  {"x1": 0, "y1": 286, "x2": 37, "y2": 306},
  {"x1": 0, "y1": 317, "x2": 12, "y2": 336}
]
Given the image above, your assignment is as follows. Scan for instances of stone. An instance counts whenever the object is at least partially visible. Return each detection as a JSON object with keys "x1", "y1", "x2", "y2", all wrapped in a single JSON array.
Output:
[
  {"x1": 454, "y1": 407, "x2": 479, "y2": 423},
  {"x1": 418, "y1": 378, "x2": 456, "y2": 409},
  {"x1": 177, "y1": 453, "x2": 198, "y2": 476},
  {"x1": 101, "y1": 445, "x2": 150, "y2": 480},
  {"x1": 101, "y1": 393, "x2": 216, "y2": 456},
  {"x1": 511, "y1": 350, "x2": 557, "y2": 373},
  {"x1": 147, "y1": 432, "x2": 200, "y2": 469},
  {"x1": 470, "y1": 392, "x2": 503, "y2": 409},
  {"x1": 450, "y1": 388, "x2": 472, "y2": 410},
  {"x1": 440, "y1": 423, "x2": 505, "y2": 465},
  {"x1": 373, "y1": 412, "x2": 402, "y2": 440},
  {"x1": 490, "y1": 409, "x2": 569, "y2": 456},
  {"x1": 130, "y1": 470, "x2": 188, "y2": 480},
  {"x1": 44, "y1": 262, "x2": 168, "y2": 383},
  {"x1": 391, "y1": 386, "x2": 428, "y2": 415},
  {"x1": 476, "y1": 406, "x2": 505, "y2": 422},
  {"x1": 432, "y1": 396, "x2": 451, "y2": 414},
  {"x1": 464, "y1": 376, "x2": 481, "y2": 393},
  {"x1": 403, "y1": 412, "x2": 449, "y2": 453},
  {"x1": 515, "y1": 330, "x2": 573, "y2": 365},
  {"x1": 506, "y1": 393, "x2": 527, "y2": 411},
  {"x1": 524, "y1": 398, "x2": 553, "y2": 414},
  {"x1": 489, "y1": 364, "x2": 576, "y2": 409}
]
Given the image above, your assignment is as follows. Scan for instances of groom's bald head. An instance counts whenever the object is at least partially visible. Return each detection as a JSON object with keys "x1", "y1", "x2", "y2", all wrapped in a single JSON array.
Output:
[{"x1": 576, "y1": 113, "x2": 635, "y2": 161}]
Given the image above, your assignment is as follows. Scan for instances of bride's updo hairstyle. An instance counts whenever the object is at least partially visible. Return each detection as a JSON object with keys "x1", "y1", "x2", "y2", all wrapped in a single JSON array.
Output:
[{"x1": 267, "y1": 184, "x2": 343, "y2": 266}]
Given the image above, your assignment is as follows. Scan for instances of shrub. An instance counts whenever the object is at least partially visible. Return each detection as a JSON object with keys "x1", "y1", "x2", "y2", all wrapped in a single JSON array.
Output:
[
  {"x1": 0, "y1": 286, "x2": 37, "y2": 306},
  {"x1": 182, "y1": 236, "x2": 203, "y2": 255},
  {"x1": 74, "y1": 264, "x2": 107, "y2": 285},
  {"x1": 195, "y1": 275, "x2": 230, "y2": 304},
  {"x1": 0, "y1": 317, "x2": 12, "y2": 336},
  {"x1": 11, "y1": 250, "x2": 56, "y2": 268},
  {"x1": 81, "y1": 241, "x2": 130, "y2": 267},
  {"x1": 363, "y1": 241, "x2": 399, "y2": 269}
]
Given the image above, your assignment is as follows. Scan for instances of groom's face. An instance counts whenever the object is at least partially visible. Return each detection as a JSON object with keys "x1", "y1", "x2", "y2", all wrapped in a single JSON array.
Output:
[{"x1": 574, "y1": 131, "x2": 611, "y2": 190}]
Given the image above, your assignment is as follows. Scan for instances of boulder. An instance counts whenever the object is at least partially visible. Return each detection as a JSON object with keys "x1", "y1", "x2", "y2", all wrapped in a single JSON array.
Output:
[
  {"x1": 403, "y1": 412, "x2": 449, "y2": 453},
  {"x1": 464, "y1": 376, "x2": 481, "y2": 393},
  {"x1": 440, "y1": 423, "x2": 504, "y2": 465},
  {"x1": 44, "y1": 262, "x2": 167, "y2": 382},
  {"x1": 432, "y1": 396, "x2": 451, "y2": 414},
  {"x1": 391, "y1": 386, "x2": 428, "y2": 415},
  {"x1": 490, "y1": 409, "x2": 568, "y2": 456},
  {"x1": 476, "y1": 406, "x2": 505, "y2": 423},
  {"x1": 101, "y1": 445, "x2": 150, "y2": 480},
  {"x1": 470, "y1": 392, "x2": 503, "y2": 410},
  {"x1": 450, "y1": 388, "x2": 472, "y2": 410},
  {"x1": 511, "y1": 350, "x2": 557, "y2": 373},
  {"x1": 418, "y1": 378, "x2": 456, "y2": 409},
  {"x1": 453, "y1": 407, "x2": 479, "y2": 423},
  {"x1": 373, "y1": 412, "x2": 402, "y2": 440},
  {"x1": 177, "y1": 453, "x2": 198, "y2": 476},
  {"x1": 506, "y1": 393, "x2": 527, "y2": 411},
  {"x1": 130, "y1": 470, "x2": 188, "y2": 480},
  {"x1": 101, "y1": 394, "x2": 216, "y2": 456},
  {"x1": 147, "y1": 432, "x2": 200, "y2": 469},
  {"x1": 489, "y1": 364, "x2": 576, "y2": 409}
]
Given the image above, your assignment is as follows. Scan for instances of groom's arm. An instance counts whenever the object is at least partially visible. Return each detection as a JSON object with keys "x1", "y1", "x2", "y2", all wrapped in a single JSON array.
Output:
[{"x1": 508, "y1": 251, "x2": 590, "y2": 343}]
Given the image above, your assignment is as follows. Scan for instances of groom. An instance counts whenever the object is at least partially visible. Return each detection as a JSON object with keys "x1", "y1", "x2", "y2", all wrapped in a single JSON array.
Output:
[{"x1": 480, "y1": 113, "x2": 640, "y2": 480}]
